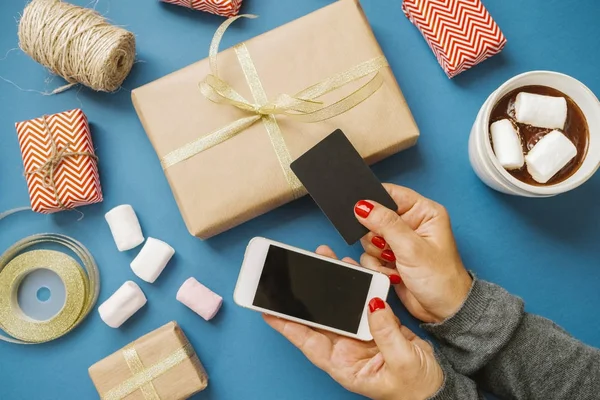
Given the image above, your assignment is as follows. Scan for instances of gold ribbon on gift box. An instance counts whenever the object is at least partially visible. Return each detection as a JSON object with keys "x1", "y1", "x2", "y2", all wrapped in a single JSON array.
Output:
[
  {"x1": 102, "y1": 343, "x2": 199, "y2": 400},
  {"x1": 160, "y1": 15, "x2": 389, "y2": 199}
]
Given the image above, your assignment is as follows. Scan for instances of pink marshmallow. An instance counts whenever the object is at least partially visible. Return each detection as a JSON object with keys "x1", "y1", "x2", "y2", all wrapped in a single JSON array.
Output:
[{"x1": 176, "y1": 277, "x2": 223, "y2": 321}]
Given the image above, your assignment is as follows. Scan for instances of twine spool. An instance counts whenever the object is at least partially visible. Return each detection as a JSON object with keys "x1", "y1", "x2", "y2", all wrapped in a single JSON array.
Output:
[{"x1": 18, "y1": 0, "x2": 136, "y2": 93}]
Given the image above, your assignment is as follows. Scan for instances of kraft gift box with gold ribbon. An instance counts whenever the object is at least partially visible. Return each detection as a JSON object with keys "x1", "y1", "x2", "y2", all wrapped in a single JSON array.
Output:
[
  {"x1": 88, "y1": 321, "x2": 208, "y2": 400},
  {"x1": 132, "y1": 0, "x2": 420, "y2": 239}
]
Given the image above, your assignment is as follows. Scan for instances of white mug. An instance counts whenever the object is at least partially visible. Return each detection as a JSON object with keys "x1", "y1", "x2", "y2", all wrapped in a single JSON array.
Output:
[{"x1": 468, "y1": 71, "x2": 600, "y2": 197}]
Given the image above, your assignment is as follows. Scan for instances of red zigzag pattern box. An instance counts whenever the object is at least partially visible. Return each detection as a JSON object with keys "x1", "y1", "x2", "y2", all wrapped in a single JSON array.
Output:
[
  {"x1": 403, "y1": 0, "x2": 506, "y2": 78},
  {"x1": 15, "y1": 109, "x2": 102, "y2": 214},
  {"x1": 161, "y1": 0, "x2": 242, "y2": 17}
]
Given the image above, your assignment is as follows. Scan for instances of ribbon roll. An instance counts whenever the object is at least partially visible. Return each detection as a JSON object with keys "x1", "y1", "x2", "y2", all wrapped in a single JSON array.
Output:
[{"x1": 0, "y1": 209, "x2": 100, "y2": 344}]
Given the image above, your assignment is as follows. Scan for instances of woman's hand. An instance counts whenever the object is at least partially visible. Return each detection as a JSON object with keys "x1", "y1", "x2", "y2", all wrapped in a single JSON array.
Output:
[
  {"x1": 264, "y1": 246, "x2": 443, "y2": 400},
  {"x1": 355, "y1": 184, "x2": 472, "y2": 324}
]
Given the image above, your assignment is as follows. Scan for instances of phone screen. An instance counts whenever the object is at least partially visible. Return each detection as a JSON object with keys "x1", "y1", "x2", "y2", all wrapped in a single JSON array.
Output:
[{"x1": 253, "y1": 245, "x2": 373, "y2": 333}]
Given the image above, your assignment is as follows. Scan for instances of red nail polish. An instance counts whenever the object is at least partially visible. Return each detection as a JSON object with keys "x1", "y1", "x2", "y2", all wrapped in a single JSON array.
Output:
[
  {"x1": 381, "y1": 249, "x2": 396, "y2": 262},
  {"x1": 389, "y1": 274, "x2": 402, "y2": 285},
  {"x1": 371, "y1": 236, "x2": 386, "y2": 249},
  {"x1": 368, "y1": 297, "x2": 386, "y2": 313},
  {"x1": 355, "y1": 200, "x2": 374, "y2": 218}
]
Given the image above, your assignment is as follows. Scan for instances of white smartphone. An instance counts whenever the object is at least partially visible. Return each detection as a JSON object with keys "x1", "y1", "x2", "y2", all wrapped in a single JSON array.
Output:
[{"x1": 234, "y1": 237, "x2": 390, "y2": 341}]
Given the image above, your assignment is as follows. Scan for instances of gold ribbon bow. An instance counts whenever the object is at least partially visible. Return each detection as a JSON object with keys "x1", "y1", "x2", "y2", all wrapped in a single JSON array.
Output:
[
  {"x1": 102, "y1": 343, "x2": 197, "y2": 400},
  {"x1": 160, "y1": 15, "x2": 389, "y2": 199},
  {"x1": 26, "y1": 116, "x2": 98, "y2": 210}
]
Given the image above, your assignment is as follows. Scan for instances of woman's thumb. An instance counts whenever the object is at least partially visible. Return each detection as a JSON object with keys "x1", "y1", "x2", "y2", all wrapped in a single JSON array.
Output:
[{"x1": 368, "y1": 298, "x2": 413, "y2": 368}]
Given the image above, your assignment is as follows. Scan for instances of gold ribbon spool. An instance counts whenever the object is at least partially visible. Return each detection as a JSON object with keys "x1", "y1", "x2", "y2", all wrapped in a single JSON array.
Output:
[
  {"x1": 0, "y1": 209, "x2": 100, "y2": 344},
  {"x1": 0, "y1": 250, "x2": 87, "y2": 343}
]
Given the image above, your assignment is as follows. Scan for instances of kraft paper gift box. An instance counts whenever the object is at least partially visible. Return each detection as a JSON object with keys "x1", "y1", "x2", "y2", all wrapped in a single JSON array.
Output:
[
  {"x1": 15, "y1": 108, "x2": 102, "y2": 213},
  {"x1": 132, "y1": 0, "x2": 420, "y2": 239},
  {"x1": 89, "y1": 321, "x2": 208, "y2": 400}
]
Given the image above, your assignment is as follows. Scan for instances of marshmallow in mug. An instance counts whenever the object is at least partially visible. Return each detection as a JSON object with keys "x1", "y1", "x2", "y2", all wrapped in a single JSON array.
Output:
[
  {"x1": 130, "y1": 237, "x2": 175, "y2": 283},
  {"x1": 490, "y1": 91, "x2": 580, "y2": 184},
  {"x1": 514, "y1": 92, "x2": 567, "y2": 130},
  {"x1": 98, "y1": 281, "x2": 147, "y2": 328},
  {"x1": 105, "y1": 205, "x2": 144, "y2": 251},
  {"x1": 526, "y1": 130, "x2": 578, "y2": 184},
  {"x1": 471, "y1": 71, "x2": 600, "y2": 197},
  {"x1": 490, "y1": 119, "x2": 524, "y2": 170}
]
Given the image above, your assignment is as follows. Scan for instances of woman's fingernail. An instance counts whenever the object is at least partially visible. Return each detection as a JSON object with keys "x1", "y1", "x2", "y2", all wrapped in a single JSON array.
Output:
[
  {"x1": 389, "y1": 274, "x2": 402, "y2": 285},
  {"x1": 355, "y1": 200, "x2": 374, "y2": 218},
  {"x1": 368, "y1": 297, "x2": 386, "y2": 313},
  {"x1": 381, "y1": 249, "x2": 396, "y2": 262},
  {"x1": 371, "y1": 236, "x2": 386, "y2": 249}
]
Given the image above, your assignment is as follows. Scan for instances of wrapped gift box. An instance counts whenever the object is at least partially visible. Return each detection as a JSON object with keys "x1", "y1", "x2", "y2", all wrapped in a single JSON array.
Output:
[
  {"x1": 15, "y1": 109, "x2": 102, "y2": 213},
  {"x1": 402, "y1": 0, "x2": 506, "y2": 78},
  {"x1": 132, "y1": 0, "x2": 420, "y2": 239},
  {"x1": 89, "y1": 321, "x2": 208, "y2": 400},
  {"x1": 161, "y1": 0, "x2": 242, "y2": 17}
]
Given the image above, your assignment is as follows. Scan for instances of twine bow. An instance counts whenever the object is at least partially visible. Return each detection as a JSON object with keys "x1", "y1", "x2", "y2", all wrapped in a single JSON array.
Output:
[
  {"x1": 160, "y1": 15, "x2": 389, "y2": 199},
  {"x1": 25, "y1": 116, "x2": 98, "y2": 210}
]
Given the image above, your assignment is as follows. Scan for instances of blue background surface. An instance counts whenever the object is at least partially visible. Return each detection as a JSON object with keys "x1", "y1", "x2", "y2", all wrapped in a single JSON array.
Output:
[{"x1": 1, "y1": 0, "x2": 599, "y2": 398}]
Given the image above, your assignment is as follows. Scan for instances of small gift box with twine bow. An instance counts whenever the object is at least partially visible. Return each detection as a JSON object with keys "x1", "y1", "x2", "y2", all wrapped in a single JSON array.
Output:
[
  {"x1": 15, "y1": 109, "x2": 102, "y2": 213},
  {"x1": 161, "y1": 0, "x2": 243, "y2": 17},
  {"x1": 133, "y1": 0, "x2": 420, "y2": 239},
  {"x1": 89, "y1": 321, "x2": 208, "y2": 400}
]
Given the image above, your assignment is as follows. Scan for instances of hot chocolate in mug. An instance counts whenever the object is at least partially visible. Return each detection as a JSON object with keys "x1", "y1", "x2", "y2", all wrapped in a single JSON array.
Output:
[{"x1": 469, "y1": 71, "x2": 600, "y2": 197}]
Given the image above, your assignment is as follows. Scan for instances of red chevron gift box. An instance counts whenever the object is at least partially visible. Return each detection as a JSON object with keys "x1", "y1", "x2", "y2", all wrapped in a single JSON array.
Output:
[
  {"x1": 161, "y1": 0, "x2": 242, "y2": 17},
  {"x1": 402, "y1": 0, "x2": 506, "y2": 78},
  {"x1": 15, "y1": 109, "x2": 103, "y2": 213}
]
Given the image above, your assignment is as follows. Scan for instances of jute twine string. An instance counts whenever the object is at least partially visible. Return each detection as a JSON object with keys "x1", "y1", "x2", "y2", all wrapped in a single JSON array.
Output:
[
  {"x1": 18, "y1": 0, "x2": 136, "y2": 93},
  {"x1": 25, "y1": 116, "x2": 98, "y2": 211}
]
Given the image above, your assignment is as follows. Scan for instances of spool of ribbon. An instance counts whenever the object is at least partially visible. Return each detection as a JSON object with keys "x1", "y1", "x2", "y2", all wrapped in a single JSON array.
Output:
[
  {"x1": 160, "y1": 15, "x2": 390, "y2": 199},
  {"x1": 0, "y1": 209, "x2": 99, "y2": 344}
]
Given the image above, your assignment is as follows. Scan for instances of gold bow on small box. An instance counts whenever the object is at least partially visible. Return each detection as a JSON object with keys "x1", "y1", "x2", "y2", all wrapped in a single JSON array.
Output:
[{"x1": 160, "y1": 15, "x2": 389, "y2": 199}]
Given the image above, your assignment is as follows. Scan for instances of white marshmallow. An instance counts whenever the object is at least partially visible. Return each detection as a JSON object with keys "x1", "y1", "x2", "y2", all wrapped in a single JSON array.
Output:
[
  {"x1": 490, "y1": 119, "x2": 524, "y2": 170},
  {"x1": 130, "y1": 237, "x2": 175, "y2": 283},
  {"x1": 98, "y1": 281, "x2": 147, "y2": 328},
  {"x1": 105, "y1": 205, "x2": 144, "y2": 251},
  {"x1": 525, "y1": 130, "x2": 577, "y2": 184},
  {"x1": 514, "y1": 92, "x2": 567, "y2": 130}
]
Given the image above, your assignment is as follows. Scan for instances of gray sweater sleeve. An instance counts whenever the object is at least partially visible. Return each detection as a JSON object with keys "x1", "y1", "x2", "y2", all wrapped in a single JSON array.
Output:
[
  {"x1": 422, "y1": 278, "x2": 600, "y2": 400},
  {"x1": 428, "y1": 350, "x2": 483, "y2": 400}
]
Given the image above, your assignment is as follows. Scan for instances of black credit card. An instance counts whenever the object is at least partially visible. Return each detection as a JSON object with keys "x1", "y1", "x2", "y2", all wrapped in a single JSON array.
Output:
[{"x1": 291, "y1": 129, "x2": 397, "y2": 244}]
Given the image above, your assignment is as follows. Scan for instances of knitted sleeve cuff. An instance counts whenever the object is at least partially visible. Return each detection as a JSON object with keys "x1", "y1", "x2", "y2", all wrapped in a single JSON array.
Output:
[
  {"x1": 422, "y1": 277, "x2": 525, "y2": 375},
  {"x1": 428, "y1": 349, "x2": 482, "y2": 400}
]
